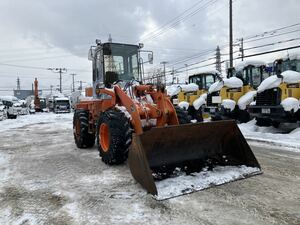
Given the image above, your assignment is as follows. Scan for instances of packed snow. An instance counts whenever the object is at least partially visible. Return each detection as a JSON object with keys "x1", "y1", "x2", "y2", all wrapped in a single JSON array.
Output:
[
  {"x1": 193, "y1": 93, "x2": 207, "y2": 110},
  {"x1": 238, "y1": 91, "x2": 257, "y2": 110},
  {"x1": 209, "y1": 77, "x2": 243, "y2": 94},
  {"x1": 239, "y1": 120, "x2": 300, "y2": 152},
  {"x1": 166, "y1": 83, "x2": 198, "y2": 97},
  {"x1": 280, "y1": 97, "x2": 300, "y2": 112},
  {"x1": 0, "y1": 113, "x2": 72, "y2": 132},
  {"x1": 208, "y1": 80, "x2": 223, "y2": 93},
  {"x1": 221, "y1": 99, "x2": 236, "y2": 111},
  {"x1": 257, "y1": 75, "x2": 282, "y2": 93},
  {"x1": 178, "y1": 101, "x2": 189, "y2": 110},
  {"x1": 223, "y1": 77, "x2": 243, "y2": 88},
  {"x1": 154, "y1": 166, "x2": 261, "y2": 200},
  {"x1": 281, "y1": 70, "x2": 300, "y2": 84}
]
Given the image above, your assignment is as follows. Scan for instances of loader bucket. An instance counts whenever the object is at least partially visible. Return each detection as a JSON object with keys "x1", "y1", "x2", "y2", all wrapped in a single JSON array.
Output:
[{"x1": 128, "y1": 120, "x2": 262, "y2": 200}]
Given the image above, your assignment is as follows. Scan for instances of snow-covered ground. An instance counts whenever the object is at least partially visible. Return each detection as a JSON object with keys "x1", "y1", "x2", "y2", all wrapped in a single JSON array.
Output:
[
  {"x1": 239, "y1": 120, "x2": 300, "y2": 152},
  {"x1": 0, "y1": 113, "x2": 299, "y2": 224},
  {"x1": 0, "y1": 113, "x2": 72, "y2": 132}
]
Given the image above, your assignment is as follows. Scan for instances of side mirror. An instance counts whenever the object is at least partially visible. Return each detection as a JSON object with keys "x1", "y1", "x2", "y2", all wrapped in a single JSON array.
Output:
[{"x1": 148, "y1": 53, "x2": 153, "y2": 64}]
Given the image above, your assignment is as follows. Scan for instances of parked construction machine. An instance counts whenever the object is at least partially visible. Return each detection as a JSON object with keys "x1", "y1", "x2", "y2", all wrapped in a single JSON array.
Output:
[
  {"x1": 205, "y1": 61, "x2": 268, "y2": 123},
  {"x1": 172, "y1": 71, "x2": 220, "y2": 121},
  {"x1": 73, "y1": 40, "x2": 261, "y2": 199},
  {"x1": 248, "y1": 56, "x2": 300, "y2": 126},
  {"x1": 33, "y1": 78, "x2": 41, "y2": 112}
]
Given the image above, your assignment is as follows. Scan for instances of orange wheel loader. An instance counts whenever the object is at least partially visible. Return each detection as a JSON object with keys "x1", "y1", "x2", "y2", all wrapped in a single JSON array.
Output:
[{"x1": 73, "y1": 40, "x2": 262, "y2": 200}]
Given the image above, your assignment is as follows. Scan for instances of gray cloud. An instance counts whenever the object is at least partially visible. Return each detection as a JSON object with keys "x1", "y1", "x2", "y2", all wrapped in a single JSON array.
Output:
[{"x1": 0, "y1": 0, "x2": 299, "y2": 94}]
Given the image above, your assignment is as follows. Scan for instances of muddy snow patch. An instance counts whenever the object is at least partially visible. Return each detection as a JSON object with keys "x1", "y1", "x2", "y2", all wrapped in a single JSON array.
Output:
[{"x1": 154, "y1": 166, "x2": 261, "y2": 200}]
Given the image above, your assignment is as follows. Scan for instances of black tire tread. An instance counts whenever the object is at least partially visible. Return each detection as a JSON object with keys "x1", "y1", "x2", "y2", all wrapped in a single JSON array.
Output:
[
  {"x1": 73, "y1": 109, "x2": 95, "y2": 148},
  {"x1": 97, "y1": 108, "x2": 132, "y2": 165}
]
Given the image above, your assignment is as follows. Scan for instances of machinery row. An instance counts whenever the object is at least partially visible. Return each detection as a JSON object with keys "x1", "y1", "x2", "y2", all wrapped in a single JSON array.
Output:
[
  {"x1": 168, "y1": 56, "x2": 300, "y2": 127},
  {"x1": 0, "y1": 79, "x2": 71, "y2": 121}
]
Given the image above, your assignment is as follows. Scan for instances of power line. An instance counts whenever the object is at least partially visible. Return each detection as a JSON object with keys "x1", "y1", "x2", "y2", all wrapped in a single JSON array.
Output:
[
  {"x1": 243, "y1": 37, "x2": 300, "y2": 51},
  {"x1": 242, "y1": 22, "x2": 300, "y2": 41},
  {"x1": 139, "y1": 0, "x2": 206, "y2": 41},
  {"x1": 140, "y1": 0, "x2": 218, "y2": 42},
  {"x1": 243, "y1": 28, "x2": 300, "y2": 44},
  {"x1": 238, "y1": 44, "x2": 300, "y2": 59}
]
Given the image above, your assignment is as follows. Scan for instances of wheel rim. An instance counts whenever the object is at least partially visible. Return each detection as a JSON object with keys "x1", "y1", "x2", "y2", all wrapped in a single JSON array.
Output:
[{"x1": 99, "y1": 123, "x2": 110, "y2": 152}]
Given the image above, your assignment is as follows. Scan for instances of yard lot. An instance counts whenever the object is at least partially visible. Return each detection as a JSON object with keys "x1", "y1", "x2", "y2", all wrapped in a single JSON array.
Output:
[{"x1": 0, "y1": 113, "x2": 299, "y2": 225}]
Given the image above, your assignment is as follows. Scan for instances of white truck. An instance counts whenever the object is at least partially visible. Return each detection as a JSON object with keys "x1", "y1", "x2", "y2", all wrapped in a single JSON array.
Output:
[{"x1": 53, "y1": 97, "x2": 71, "y2": 113}]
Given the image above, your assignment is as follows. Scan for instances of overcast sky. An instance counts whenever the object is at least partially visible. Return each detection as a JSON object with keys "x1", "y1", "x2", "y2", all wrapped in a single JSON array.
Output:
[{"x1": 0, "y1": 0, "x2": 299, "y2": 95}]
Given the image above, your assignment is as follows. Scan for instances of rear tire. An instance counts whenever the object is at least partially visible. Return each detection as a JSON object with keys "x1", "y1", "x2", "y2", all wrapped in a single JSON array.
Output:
[
  {"x1": 175, "y1": 106, "x2": 191, "y2": 124},
  {"x1": 97, "y1": 108, "x2": 132, "y2": 165},
  {"x1": 73, "y1": 109, "x2": 95, "y2": 148}
]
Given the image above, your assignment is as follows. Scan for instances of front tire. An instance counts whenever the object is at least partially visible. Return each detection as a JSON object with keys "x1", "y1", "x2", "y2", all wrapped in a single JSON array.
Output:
[
  {"x1": 73, "y1": 109, "x2": 95, "y2": 148},
  {"x1": 97, "y1": 108, "x2": 132, "y2": 165}
]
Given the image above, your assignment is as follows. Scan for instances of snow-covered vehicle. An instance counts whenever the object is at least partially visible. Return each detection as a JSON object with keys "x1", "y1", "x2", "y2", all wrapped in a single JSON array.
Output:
[
  {"x1": 0, "y1": 96, "x2": 22, "y2": 119},
  {"x1": 248, "y1": 56, "x2": 300, "y2": 127},
  {"x1": 204, "y1": 60, "x2": 268, "y2": 123},
  {"x1": 169, "y1": 71, "x2": 220, "y2": 122},
  {"x1": 0, "y1": 101, "x2": 7, "y2": 121},
  {"x1": 18, "y1": 100, "x2": 29, "y2": 115},
  {"x1": 54, "y1": 97, "x2": 71, "y2": 113}
]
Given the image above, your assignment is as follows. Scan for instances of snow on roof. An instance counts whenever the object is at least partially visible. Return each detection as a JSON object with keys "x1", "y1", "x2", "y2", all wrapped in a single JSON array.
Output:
[
  {"x1": 281, "y1": 52, "x2": 300, "y2": 61},
  {"x1": 235, "y1": 60, "x2": 266, "y2": 71},
  {"x1": 190, "y1": 69, "x2": 220, "y2": 77}
]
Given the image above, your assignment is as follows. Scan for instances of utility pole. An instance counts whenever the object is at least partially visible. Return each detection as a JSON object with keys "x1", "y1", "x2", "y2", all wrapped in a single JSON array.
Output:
[
  {"x1": 239, "y1": 38, "x2": 244, "y2": 61},
  {"x1": 229, "y1": 0, "x2": 233, "y2": 74},
  {"x1": 50, "y1": 85, "x2": 53, "y2": 95},
  {"x1": 171, "y1": 67, "x2": 175, "y2": 84},
  {"x1": 70, "y1": 73, "x2": 76, "y2": 92},
  {"x1": 47, "y1": 68, "x2": 67, "y2": 93},
  {"x1": 160, "y1": 61, "x2": 168, "y2": 85},
  {"x1": 17, "y1": 77, "x2": 20, "y2": 90},
  {"x1": 185, "y1": 64, "x2": 188, "y2": 78},
  {"x1": 216, "y1": 46, "x2": 221, "y2": 73}
]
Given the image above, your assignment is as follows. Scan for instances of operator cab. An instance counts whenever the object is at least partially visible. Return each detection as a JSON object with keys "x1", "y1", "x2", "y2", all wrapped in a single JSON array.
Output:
[
  {"x1": 89, "y1": 42, "x2": 141, "y2": 91},
  {"x1": 236, "y1": 64, "x2": 268, "y2": 89},
  {"x1": 188, "y1": 73, "x2": 217, "y2": 90},
  {"x1": 274, "y1": 58, "x2": 300, "y2": 75}
]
